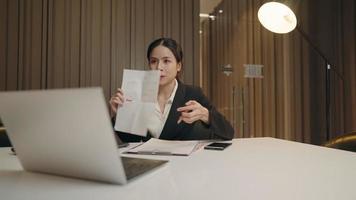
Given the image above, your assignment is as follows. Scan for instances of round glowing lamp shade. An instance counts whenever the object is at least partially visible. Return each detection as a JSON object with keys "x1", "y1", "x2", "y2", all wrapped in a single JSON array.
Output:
[{"x1": 258, "y1": 2, "x2": 297, "y2": 34}]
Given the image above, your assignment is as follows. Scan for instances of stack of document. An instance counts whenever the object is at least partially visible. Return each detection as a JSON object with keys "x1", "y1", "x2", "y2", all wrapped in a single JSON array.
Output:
[{"x1": 125, "y1": 138, "x2": 200, "y2": 156}]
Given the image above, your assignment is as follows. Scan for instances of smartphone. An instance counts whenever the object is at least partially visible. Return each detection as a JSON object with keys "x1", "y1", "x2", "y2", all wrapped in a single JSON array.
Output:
[{"x1": 204, "y1": 142, "x2": 232, "y2": 150}]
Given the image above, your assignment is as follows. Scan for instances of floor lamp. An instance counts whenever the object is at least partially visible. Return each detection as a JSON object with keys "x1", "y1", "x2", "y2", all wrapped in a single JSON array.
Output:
[{"x1": 257, "y1": 2, "x2": 340, "y2": 141}]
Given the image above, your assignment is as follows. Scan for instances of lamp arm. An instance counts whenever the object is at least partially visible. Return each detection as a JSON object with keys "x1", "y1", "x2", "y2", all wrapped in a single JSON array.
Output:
[{"x1": 295, "y1": 25, "x2": 344, "y2": 80}]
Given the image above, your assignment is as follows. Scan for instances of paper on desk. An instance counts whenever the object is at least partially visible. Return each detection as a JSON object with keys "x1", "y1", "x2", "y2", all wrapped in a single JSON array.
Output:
[
  {"x1": 114, "y1": 69, "x2": 160, "y2": 136},
  {"x1": 125, "y1": 138, "x2": 200, "y2": 156}
]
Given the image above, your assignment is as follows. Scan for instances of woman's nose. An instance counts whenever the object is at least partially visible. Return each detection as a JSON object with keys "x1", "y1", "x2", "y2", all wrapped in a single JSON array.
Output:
[{"x1": 157, "y1": 62, "x2": 164, "y2": 70}]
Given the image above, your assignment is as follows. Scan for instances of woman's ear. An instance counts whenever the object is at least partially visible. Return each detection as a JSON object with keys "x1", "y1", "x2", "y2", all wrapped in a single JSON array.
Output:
[{"x1": 177, "y1": 62, "x2": 182, "y2": 72}]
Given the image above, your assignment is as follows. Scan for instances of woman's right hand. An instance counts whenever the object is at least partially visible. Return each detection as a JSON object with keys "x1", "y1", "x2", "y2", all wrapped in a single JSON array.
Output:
[{"x1": 109, "y1": 88, "x2": 125, "y2": 115}]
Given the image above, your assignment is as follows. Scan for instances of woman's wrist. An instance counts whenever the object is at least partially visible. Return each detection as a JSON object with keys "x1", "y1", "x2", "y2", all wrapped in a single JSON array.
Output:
[{"x1": 201, "y1": 107, "x2": 210, "y2": 124}]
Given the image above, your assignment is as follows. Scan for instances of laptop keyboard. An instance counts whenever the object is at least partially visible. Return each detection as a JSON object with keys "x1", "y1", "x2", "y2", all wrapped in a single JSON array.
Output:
[{"x1": 121, "y1": 157, "x2": 168, "y2": 180}]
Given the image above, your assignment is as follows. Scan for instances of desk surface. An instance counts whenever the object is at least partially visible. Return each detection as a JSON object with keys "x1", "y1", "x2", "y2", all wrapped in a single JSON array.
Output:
[{"x1": 1, "y1": 137, "x2": 356, "y2": 200}]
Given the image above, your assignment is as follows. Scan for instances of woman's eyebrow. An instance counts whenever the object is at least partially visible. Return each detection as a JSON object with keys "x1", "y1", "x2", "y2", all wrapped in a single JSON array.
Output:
[
  {"x1": 161, "y1": 56, "x2": 173, "y2": 59},
  {"x1": 150, "y1": 56, "x2": 173, "y2": 60}
]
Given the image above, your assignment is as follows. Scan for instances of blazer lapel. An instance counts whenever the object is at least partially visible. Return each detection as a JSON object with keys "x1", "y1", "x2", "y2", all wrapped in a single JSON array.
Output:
[{"x1": 159, "y1": 81, "x2": 186, "y2": 139}]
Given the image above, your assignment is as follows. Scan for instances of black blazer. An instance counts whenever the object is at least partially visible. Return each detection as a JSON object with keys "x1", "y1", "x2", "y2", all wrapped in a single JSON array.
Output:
[{"x1": 116, "y1": 81, "x2": 234, "y2": 142}]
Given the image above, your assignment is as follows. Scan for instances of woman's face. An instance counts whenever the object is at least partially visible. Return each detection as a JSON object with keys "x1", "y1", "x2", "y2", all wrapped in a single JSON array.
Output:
[{"x1": 148, "y1": 45, "x2": 181, "y2": 86}]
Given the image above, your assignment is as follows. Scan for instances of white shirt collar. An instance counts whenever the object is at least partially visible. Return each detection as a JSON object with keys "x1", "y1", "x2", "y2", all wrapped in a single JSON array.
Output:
[{"x1": 167, "y1": 79, "x2": 178, "y2": 104}]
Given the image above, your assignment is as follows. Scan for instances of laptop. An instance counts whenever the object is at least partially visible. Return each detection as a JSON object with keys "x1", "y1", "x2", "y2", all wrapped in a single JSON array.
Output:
[{"x1": 0, "y1": 87, "x2": 167, "y2": 184}]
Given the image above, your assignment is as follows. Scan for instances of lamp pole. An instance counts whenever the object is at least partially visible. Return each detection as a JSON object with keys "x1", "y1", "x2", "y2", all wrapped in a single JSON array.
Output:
[{"x1": 296, "y1": 25, "x2": 343, "y2": 141}]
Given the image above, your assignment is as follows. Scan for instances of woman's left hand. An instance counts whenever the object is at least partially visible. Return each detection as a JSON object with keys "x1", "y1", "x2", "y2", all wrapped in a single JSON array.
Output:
[{"x1": 177, "y1": 100, "x2": 209, "y2": 124}]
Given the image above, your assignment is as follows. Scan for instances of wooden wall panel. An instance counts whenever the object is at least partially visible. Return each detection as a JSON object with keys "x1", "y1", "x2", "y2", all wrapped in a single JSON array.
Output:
[
  {"x1": 19, "y1": 0, "x2": 44, "y2": 90},
  {"x1": 144, "y1": 0, "x2": 154, "y2": 68},
  {"x1": 0, "y1": 0, "x2": 200, "y2": 103},
  {"x1": 182, "y1": 0, "x2": 193, "y2": 85},
  {"x1": 111, "y1": 0, "x2": 130, "y2": 95},
  {"x1": 41, "y1": 0, "x2": 48, "y2": 89},
  {"x1": 0, "y1": 0, "x2": 8, "y2": 90},
  {"x1": 301, "y1": 39, "x2": 311, "y2": 143},
  {"x1": 47, "y1": 0, "x2": 81, "y2": 89},
  {"x1": 132, "y1": 0, "x2": 145, "y2": 69},
  {"x1": 99, "y1": 0, "x2": 112, "y2": 97},
  {"x1": 153, "y1": 0, "x2": 163, "y2": 37}
]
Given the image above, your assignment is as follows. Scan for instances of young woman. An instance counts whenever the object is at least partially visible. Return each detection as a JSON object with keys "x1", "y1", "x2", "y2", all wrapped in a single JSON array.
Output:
[{"x1": 110, "y1": 38, "x2": 234, "y2": 142}]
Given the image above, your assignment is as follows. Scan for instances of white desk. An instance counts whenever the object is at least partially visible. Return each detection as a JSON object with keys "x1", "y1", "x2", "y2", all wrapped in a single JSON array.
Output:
[{"x1": 1, "y1": 137, "x2": 356, "y2": 200}]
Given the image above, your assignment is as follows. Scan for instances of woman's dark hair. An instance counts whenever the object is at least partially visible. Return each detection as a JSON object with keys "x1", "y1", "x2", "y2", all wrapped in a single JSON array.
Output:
[{"x1": 147, "y1": 38, "x2": 183, "y2": 64}]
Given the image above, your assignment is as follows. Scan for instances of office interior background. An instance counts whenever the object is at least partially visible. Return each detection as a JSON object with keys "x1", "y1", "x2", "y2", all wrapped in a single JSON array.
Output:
[{"x1": 0, "y1": 0, "x2": 355, "y2": 146}]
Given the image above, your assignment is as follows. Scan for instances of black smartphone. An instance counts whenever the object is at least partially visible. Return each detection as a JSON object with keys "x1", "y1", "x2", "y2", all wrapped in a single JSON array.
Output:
[{"x1": 204, "y1": 142, "x2": 232, "y2": 150}]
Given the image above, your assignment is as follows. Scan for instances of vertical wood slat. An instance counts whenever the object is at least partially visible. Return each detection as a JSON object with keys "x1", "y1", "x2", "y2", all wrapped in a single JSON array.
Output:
[
  {"x1": 225, "y1": 0, "x2": 232, "y2": 122},
  {"x1": 100, "y1": 0, "x2": 111, "y2": 98},
  {"x1": 0, "y1": 0, "x2": 8, "y2": 90},
  {"x1": 6, "y1": 0, "x2": 19, "y2": 90},
  {"x1": 332, "y1": 0, "x2": 345, "y2": 137},
  {"x1": 90, "y1": 0, "x2": 101, "y2": 86},
  {"x1": 293, "y1": 32, "x2": 303, "y2": 142},
  {"x1": 47, "y1": 0, "x2": 81, "y2": 89},
  {"x1": 301, "y1": 38, "x2": 311, "y2": 143},
  {"x1": 282, "y1": 35, "x2": 292, "y2": 140},
  {"x1": 23, "y1": 0, "x2": 31, "y2": 89},
  {"x1": 221, "y1": 0, "x2": 226, "y2": 118},
  {"x1": 70, "y1": 0, "x2": 81, "y2": 88},
  {"x1": 63, "y1": 0, "x2": 70, "y2": 87},
  {"x1": 46, "y1": 0, "x2": 53, "y2": 87},
  {"x1": 31, "y1": 0, "x2": 42, "y2": 89},
  {"x1": 22, "y1": 0, "x2": 30, "y2": 89},
  {"x1": 129, "y1": 0, "x2": 135, "y2": 68},
  {"x1": 267, "y1": 29, "x2": 276, "y2": 138},
  {"x1": 236, "y1": 0, "x2": 248, "y2": 137},
  {"x1": 275, "y1": 34, "x2": 282, "y2": 139},
  {"x1": 79, "y1": 0, "x2": 86, "y2": 87},
  {"x1": 153, "y1": 0, "x2": 163, "y2": 38},
  {"x1": 48, "y1": 0, "x2": 63, "y2": 88},
  {"x1": 17, "y1": 0, "x2": 43, "y2": 90},
  {"x1": 253, "y1": 1, "x2": 263, "y2": 138},
  {"x1": 133, "y1": 0, "x2": 145, "y2": 69},
  {"x1": 41, "y1": 0, "x2": 48, "y2": 89},
  {"x1": 17, "y1": 0, "x2": 24, "y2": 90},
  {"x1": 247, "y1": 0, "x2": 255, "y2": 138},
  {"x1": 81, "y1": 0, "x2": 92, "y2": 87},
  {"x1": 171, "y1": 0, "x2": 180, "y2": 43},
  {"x1": 111, "y1": 0, "x2": 127, "y2": 94},
  {"x1": 342, "y1": 0, "x2": 356, "y2": 133},
  {"x1": 143, "y1": 0, "x2": 154, "y2": 69}
]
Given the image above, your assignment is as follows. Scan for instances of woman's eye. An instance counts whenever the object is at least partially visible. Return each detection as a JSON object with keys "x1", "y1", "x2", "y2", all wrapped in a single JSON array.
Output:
[
  {"x1": 164, "y1": 59, "x2": 171, "y2": 64},
  {"x1": 149, "y1": 60, "x2": 157, "y2": 65}
]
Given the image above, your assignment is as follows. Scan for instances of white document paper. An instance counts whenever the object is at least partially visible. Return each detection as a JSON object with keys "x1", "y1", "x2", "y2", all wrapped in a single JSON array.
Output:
[
  {"x1": 125, "y1": 138, "x2": 200, "y2": 156},
  {"x1": 114, "y1": 69, "x2": 160, "y2": 136}
]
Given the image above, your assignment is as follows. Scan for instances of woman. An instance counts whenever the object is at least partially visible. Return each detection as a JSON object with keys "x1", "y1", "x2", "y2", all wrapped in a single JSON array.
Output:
[{"x1": 110, "y1": 38, "x2": 234, "y2": 142}]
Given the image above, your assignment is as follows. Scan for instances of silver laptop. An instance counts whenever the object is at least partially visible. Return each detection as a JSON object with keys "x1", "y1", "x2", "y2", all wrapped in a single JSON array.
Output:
[{"x1": 0, "y1": 88, "x2": 167, "y2": 184}]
